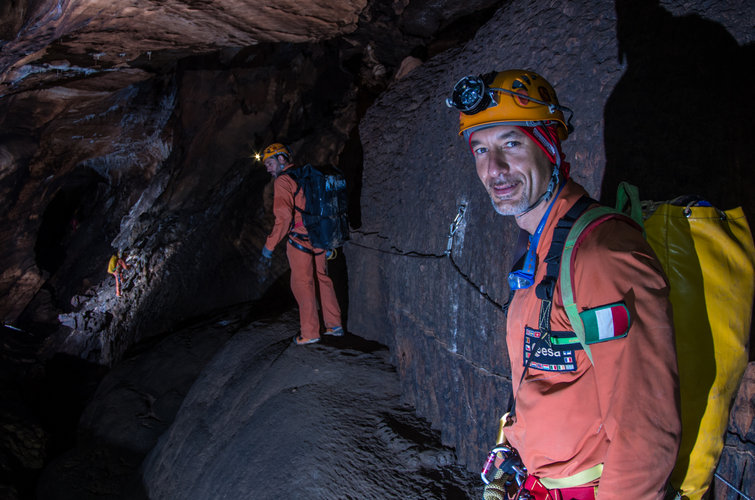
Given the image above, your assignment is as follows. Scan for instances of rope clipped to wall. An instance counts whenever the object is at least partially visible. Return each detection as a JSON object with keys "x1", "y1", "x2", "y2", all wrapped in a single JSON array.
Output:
[{"x1": 346, "y1": 203, "x2": 507, "y2": 311}]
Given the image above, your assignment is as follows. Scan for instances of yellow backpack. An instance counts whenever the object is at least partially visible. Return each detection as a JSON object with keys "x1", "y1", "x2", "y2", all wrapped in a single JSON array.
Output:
[{"x1": 560, "y1": 183, "x2": 754, "y2": 499}]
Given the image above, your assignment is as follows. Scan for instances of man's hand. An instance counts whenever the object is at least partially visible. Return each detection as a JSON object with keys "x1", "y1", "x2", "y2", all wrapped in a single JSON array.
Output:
[{"x1": 256, "y1": 248, "x2": 272, "y2": 277}]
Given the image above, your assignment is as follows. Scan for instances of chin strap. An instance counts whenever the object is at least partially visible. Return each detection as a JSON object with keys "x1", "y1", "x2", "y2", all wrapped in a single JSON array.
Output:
[
  {"x1": 515, "y1": 165, "x2": 560, "y2": 218},
  {"x1": 514, "y1": 124, "x2": 565, "y2": 218}
]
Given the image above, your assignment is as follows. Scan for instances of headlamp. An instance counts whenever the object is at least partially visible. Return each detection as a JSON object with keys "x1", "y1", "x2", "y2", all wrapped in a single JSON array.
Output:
[{"x1": 445, "y1": 74, "x2": 495, "y2": 114}]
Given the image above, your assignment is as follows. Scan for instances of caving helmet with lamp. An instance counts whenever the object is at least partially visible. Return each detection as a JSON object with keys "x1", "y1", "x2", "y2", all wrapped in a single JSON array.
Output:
[
  {"x1": 447, "y1": 69, "x2": 575, "y2": 291},
  {"x1": 449, "y1": 69, "x2": 571, "y2": 141},
  {"x1": 261, "y1": 143, "x2": 292, "y2": 163}
]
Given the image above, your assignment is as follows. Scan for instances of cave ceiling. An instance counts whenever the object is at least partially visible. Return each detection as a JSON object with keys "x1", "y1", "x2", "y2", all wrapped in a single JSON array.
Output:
[{"x1": 0, "y1": 0, "x2": 500, "y2": 96}]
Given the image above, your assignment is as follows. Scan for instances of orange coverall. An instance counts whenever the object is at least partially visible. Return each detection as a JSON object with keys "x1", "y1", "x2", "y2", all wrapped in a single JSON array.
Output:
[
  {"x1": 504, "y1": 180, "x2": 681, "y2": 499},
  {"x1": 264, "y1": 166, "x2": 342, "y2": 341}
]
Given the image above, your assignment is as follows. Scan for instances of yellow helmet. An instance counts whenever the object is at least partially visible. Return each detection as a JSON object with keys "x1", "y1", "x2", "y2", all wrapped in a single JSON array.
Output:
[
  {"x1": 448, "y1": 70, "x2": 572, "y2": 140},
  {"x1": 261, "y1": 143, "x2": 291, "y2": 162}
]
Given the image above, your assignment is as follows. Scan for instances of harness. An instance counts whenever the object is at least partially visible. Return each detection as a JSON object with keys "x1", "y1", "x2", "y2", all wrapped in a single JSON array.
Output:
[
  {"x1": 288, "y1": 231, "x2": 324, "y2": 256},
  {"x1": 507, "y1": 195, "x2": 595, "y2": 417}
]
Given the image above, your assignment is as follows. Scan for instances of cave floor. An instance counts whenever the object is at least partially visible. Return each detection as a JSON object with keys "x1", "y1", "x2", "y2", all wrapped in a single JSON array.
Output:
[{"x1": 33, "y1": 302, "x2": 481, "y2": 499}]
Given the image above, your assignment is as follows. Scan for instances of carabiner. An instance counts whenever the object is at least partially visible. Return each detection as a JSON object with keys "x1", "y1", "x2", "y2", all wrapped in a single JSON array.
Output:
[{"x1": 480, "y1": 445, "x2": 514, "y2": 485}]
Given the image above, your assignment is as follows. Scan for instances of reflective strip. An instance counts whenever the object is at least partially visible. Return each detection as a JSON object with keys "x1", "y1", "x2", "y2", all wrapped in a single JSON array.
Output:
[
  {"x1": 539, "y1": 463, "x2": 603, "y2": 489},
  {"x1": 550, "y1": 336, "x2": 581, "y2": 346}
]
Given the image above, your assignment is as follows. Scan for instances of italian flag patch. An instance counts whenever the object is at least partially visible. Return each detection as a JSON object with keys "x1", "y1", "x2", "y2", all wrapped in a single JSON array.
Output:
[{"x1": 579, "y1": 302, "x2": 631, "y2": 344}]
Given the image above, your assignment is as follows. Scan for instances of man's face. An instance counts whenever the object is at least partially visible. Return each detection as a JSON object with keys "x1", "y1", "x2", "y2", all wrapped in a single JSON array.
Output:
[
  {"x1": 264, "y1": 156, "x2": 281, "y2": 176},
  {"x1": 470, "y1": 125, "x2": 554, "y2": 217}
]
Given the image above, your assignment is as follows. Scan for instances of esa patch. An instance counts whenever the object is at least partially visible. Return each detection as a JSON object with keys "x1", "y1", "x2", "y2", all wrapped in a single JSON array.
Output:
[{"x1": 524, "y1": 327, "x2": 577, "y2": 372}]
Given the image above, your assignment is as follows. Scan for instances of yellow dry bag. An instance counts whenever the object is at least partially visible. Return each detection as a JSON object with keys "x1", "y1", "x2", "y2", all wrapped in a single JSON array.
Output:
[{"x1": 617, "y1": 182, "x2": 754, "y2": 499}]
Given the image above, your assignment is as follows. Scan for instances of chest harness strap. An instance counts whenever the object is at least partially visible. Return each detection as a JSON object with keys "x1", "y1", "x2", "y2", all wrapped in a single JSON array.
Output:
[{"x1": 508, "y1": 195, "x2": 596, "y2": 418}]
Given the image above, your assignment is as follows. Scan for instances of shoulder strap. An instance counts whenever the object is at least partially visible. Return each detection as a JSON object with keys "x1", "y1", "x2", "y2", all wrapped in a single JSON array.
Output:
[
  {"x1": 559, "y1": 205, "x2": 626, "y2": 364},
  {"x1": 509, "y1": 197, "x2": 631, "y2": 417},
  {"x1": 281, "y1": 168, "x2": 302, "y2": 198}
]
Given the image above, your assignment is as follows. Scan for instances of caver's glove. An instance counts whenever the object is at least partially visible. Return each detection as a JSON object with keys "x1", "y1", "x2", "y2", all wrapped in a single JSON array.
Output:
[
  {"x1": 256, "y1": 248, "x2": 272, "y2": 277},
  {"x1": 326, "y1": 248, "x2": 337, "y2": 261}
]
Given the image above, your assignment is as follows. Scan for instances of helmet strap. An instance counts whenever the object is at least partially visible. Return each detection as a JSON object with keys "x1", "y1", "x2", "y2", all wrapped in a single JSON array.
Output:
[
  {"x1": 514, "y1": 165, "x2": 560, "y2": 218},
  {"x1": 513, "y1": 125, "x2": 564, "y2": 218}
]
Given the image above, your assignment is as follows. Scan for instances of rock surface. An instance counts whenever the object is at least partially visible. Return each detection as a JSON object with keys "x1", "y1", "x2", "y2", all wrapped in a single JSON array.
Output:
[
  {"x1": 716, "y1": 363, "x2": 755, "y2": 499},
  {"x1": 37, "y1": 304, "x2": 479, "y2": 499}
]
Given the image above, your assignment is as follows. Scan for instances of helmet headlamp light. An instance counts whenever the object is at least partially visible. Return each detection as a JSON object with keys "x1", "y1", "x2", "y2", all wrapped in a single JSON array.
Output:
[{"x1": 445, "y1": 74, "x2": 496, "y2": 114}]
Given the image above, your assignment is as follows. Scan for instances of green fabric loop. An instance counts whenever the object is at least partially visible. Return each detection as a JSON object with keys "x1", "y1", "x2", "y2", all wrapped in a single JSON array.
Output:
[{"x1": 615, "y1": 182, "x2": 645, "y2": 230}]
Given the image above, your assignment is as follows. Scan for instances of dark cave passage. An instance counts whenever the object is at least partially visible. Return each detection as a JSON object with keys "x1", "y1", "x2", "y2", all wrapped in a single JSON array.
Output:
[{"x1": 33, "y1": 169, "x2": 108, "y2": 277}]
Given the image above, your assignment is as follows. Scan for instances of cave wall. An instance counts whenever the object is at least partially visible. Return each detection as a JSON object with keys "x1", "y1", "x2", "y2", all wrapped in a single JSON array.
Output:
[{"x1": 347, "y1": 0, "x2": 755, "y2": 492}]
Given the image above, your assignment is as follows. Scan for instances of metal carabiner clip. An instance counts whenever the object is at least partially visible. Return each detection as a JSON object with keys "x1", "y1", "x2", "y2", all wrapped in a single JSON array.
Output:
[
  {"x1": 480, "y1": 445, "x2": 513, "y2": 485},
  {"x1": 481, "y1": 444, "x2": 528, "y2": 487}
]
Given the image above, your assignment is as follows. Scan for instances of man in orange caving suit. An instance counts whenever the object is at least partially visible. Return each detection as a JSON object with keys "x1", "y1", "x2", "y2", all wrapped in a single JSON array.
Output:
[
  {"x1": 446, "y1": 70, "x2": 681, "y2": 499},
  {"x1": 259, "y1": 143, "x2": 344, "y2": 345}
]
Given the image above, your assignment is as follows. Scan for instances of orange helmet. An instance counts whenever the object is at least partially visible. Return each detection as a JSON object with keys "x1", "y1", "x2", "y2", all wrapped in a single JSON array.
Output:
[
  {"x1": 261, "y1": 143, "x2": 291, "y2": 162},
  {"x1": 448, "y1": 70, "x2": 572, "y2": 141}
]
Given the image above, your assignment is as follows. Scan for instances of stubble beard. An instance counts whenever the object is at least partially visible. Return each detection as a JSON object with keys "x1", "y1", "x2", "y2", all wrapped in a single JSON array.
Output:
[{"x1": 488, "y1": 185, "x2": 530, "y2": 216}]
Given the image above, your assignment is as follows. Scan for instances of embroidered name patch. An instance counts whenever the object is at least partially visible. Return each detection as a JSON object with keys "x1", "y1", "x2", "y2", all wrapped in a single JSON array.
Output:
[{"x1": 524, "y1": 327, "x2": 577, "y2": 372}]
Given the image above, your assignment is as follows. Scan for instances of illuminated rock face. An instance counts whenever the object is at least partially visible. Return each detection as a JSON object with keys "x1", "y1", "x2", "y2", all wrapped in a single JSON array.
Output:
[
  {"x1": 0, "y1": 0, "x2": 500, "y2": 362},
  {"x1": 0, "y1": 0, "x2": 368, "y2": 93}
]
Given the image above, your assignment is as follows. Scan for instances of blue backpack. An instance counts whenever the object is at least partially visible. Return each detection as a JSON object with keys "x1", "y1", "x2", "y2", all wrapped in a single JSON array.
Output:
[{"x1": 285, "y1": 164, "x2": 349, "y2": 250}]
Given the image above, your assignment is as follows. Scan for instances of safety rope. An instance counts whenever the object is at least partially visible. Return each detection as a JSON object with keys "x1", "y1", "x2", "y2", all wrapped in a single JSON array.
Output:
[
  {"x1": 346, "y1": 203, "x2": 506, "y2": 311},
  {"x1": 714, "y1": 471, "x2": 752, "y2": 500}
]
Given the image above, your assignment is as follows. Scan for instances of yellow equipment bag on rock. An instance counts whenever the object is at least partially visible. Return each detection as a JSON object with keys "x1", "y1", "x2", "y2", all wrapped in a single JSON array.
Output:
[{"x1": 617, "y1": 182, "x2": 755, "y2": 499}]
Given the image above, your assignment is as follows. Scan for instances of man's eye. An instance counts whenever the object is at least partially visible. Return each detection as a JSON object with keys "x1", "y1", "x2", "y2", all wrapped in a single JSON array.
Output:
[
  {"x1": 504, "y1": 141, "x2": 520, "y2": 148},
  {"x1": 473, "y1": 146, "x2": 487, "y2": 156}
]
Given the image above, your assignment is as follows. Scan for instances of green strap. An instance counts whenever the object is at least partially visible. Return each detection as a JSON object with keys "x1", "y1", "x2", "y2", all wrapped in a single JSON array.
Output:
[
  {"x1": 560, "y1": 206, "x2": 624, "y2": 365},
  {"x1": 615, "y1": 182, "x2": 645, "y2": 230}
]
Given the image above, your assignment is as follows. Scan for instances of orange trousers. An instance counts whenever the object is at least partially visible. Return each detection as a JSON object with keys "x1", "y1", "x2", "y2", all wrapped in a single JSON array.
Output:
[{"x1": 286, "y1": 241, "x2": 342, "y2": 341}]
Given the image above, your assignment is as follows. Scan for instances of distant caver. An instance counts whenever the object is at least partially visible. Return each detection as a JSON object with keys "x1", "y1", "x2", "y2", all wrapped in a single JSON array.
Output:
[{"x1": 259, "y1": 143, "x2": 345, "y2": 346}]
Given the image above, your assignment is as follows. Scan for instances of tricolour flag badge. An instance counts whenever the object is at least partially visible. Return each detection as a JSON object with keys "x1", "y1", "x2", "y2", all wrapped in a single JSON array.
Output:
[{"x1": 579, "y1": 302, "x2": 631, "y2": 344}]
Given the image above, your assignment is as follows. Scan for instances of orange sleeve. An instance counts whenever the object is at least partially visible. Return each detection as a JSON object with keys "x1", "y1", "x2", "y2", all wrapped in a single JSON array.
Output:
[
  {"x1": 573, "y1": 219, "x2": 681, "y2": 499},
  {"x1": 264, "y1": 175, "x2": 297, "y2": 252}
]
